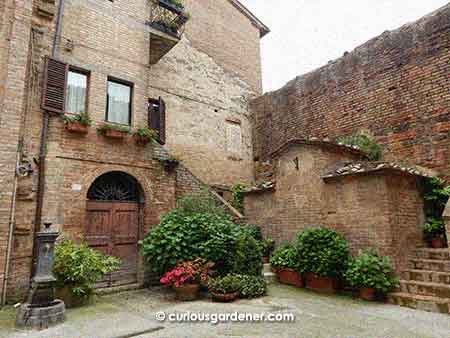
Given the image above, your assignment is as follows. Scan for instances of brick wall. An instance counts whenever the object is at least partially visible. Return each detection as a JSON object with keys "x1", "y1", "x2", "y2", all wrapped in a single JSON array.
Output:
[
  {"x1": 251, "y1": 4, "x2": 450, "y2": 178},
  {"x1": 244, "y1": 144, "x2": 424, "y2": 272}
]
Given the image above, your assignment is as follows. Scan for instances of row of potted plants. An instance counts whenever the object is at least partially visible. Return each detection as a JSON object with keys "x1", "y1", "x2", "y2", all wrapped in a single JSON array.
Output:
[
  {"x1": 160, "y1": 258, "x2": 267, "y2": 302},
  {"x1": 270, "y1": 228, "x2": 399, "y2": 301},
  {"x1": 61, "y1": 113, "x2": 158, "y2": 146}
]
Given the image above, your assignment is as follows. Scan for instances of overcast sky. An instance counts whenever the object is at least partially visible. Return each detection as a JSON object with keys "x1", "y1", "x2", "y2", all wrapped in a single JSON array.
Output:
[{"x1": 240, "y1": 0, "x2": 449, "y2": 92}]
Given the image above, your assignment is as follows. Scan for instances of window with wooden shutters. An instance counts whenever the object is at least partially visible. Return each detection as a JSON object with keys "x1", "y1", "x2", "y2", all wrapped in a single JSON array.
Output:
[
  {"x1": 148, "y1": 97, "x2": 166, "y2": 144},
  {"x1": 42, "y1": 57, "x2": 69, "y2": 114}
]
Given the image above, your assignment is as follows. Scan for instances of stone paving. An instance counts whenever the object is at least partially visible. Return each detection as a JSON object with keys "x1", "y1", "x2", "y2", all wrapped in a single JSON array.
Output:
[{"x1": 0, "y1": 284, "x2": 449, "y2": 338}]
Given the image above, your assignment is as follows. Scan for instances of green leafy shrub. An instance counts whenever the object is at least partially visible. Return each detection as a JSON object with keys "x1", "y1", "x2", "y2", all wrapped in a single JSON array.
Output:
[
  {"x1": 296, "y1": 227, "x2": 350, "y2": 278},
  {"x1": 140, "y1": 211, "x2": 240, "y2": 275},
  {"x1": 345, "y1": 250, "x2": 399, "y2": 293},
  {"x1": 232, "y1": 233, "x2": 263, "y2": 276},
  {"x1": 54, "y1": 240, "x2": 121, "y2": 297},
  {"x1": 232, "y1": 183, "x2": 246, "y2": 212},
  {"x1": 62, "y1": 112, "x2": 92, "y2": 126},
  {"x1": 270, "y1": 244, "x2": 299, "y2": 270},
  {"x1": 208, "y1": 274, "x2": 241, "y2": 294},
  {"x1": 261, "y1": 238, "x2": 275, "y2": 257},
  {"x1": 236, "y1": 275, "x2": 267, "y2": 299},
  {"x1": 336, "y1": 134, "x2": 382, "y2": 161},
  {"x1": 133, "y1": 127, "x2": 158, "y2": 142},
  {"x1": 241, "y1": 224, "x2": 263, "y2": 241},
  {"x1": 423, "y1": 218, "x2": 446, "y2": 240},
  {"x1": 423, "y1": 177, "x2": 450, "y2": 219}
]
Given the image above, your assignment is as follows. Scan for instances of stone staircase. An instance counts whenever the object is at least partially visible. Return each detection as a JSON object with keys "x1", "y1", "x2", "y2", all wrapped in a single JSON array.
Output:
[
  {"x1": 263, "y1": 263, "x2": 277, "y2": 284},
  {"x1": 388, "y1": 248, "x2": 450, "y2": 314}
]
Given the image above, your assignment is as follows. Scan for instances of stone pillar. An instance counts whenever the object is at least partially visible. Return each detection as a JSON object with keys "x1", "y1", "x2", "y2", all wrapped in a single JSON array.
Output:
[{"x1": 442, "y1": 200, "x2": 450, "y2": 251}]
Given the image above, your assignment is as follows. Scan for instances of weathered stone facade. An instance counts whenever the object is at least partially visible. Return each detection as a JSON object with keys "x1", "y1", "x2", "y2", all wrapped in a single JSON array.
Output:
[
  {"x1": 251, "y1": 4, "x2": 450, "y2": 179},
  {"x1": 0, "y1": 0, "x2": 266, "y2": 303}
]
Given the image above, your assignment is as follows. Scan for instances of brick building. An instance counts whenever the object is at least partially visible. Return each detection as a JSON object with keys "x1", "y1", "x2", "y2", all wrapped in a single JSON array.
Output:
[{"x1": 0, "y1": 0, "x2": 268, "y2": 303}]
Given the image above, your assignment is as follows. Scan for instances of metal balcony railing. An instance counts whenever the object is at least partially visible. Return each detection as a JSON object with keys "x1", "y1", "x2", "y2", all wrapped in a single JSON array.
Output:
[{"x1": 149, "y1": 0, "x2": 189, "y2": 39}]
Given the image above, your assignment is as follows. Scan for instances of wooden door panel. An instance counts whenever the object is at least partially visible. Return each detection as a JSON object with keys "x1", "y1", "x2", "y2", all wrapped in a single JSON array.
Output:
[{"x1": 111, "y1": 243, "x2": 138, "y2": 286}]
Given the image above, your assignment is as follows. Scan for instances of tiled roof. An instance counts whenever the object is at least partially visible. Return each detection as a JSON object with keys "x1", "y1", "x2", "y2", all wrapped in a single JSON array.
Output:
[{"x1": 243, "y1": 181, "x2": 276, "y2": 194}]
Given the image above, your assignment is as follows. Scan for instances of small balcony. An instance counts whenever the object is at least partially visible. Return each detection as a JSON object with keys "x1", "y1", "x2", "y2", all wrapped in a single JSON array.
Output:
[{"x1": 147, "y1": 0, "x2": 190, "y2": 64}]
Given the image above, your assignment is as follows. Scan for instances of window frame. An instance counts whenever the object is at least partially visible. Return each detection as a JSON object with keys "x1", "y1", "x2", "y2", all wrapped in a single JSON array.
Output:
[
  {"x1": 65, "y1": 66, "x2": 90, "y2": 115},
  {"x1": 106, "y1": 76, "x2": 134, "y2": 126}
]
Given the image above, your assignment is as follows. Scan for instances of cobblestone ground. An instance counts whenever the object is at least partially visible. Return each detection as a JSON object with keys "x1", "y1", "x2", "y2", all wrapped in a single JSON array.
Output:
[{"x1": 0, "y1": 284, "x2": 449, "y2": 338}]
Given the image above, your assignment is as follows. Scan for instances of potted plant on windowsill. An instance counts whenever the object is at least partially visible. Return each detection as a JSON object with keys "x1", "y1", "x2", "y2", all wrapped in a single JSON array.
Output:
[
  {"x1": 208, "y1": 274, "x2": 241, "y2": 302},
  {"x1": 296, "y1": 228, "x2": 350, "y2": 294},
  {"x1": 132, "y1": 127, "x2": 158, "y2": 146},
  {"x1": 97, "y1": 123, "x2": 130, "y2": 139},
  {"x1": 53, "y1": 240, "x2": 121, "y2": 308},
  {"x1": 345, "y1": 250, "x2": 399, "y2": 301},
  {"x1": 270, "y1": 244, "x2": 303, "y2": 287},
  {"x1": 62, "y1": 112, "x2": 92, "y2": 134},
  {"x1": 423, "y1": 218, "x2": 447, "y2": 248}
]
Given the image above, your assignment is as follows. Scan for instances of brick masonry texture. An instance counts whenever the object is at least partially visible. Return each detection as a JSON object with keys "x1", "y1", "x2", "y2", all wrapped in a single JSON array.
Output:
[
  {"x1": 0, "y1": 0, "x2": 263, "y2": 302},
  {"x1": 244, "y1": 143, "x2": 425, "y2": 273},
  {"x1": 251, "y1": 4, "x2": 450, "y2": 178}
]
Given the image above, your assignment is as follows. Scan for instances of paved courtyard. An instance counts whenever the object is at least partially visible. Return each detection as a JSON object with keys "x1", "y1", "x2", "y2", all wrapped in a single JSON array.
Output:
[{"x1": 0, "y1": 284, "x2": 449, "y2": 338}]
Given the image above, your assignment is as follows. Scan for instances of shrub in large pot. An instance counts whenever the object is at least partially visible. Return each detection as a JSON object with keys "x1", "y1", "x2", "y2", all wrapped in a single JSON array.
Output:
[
  {"x1": 208, "y1": 274, "x2": 241, "y2": 302},
  {"x1": 270, "y1": 244, "x2": 303, "y2": 287},
  {"x1": 345, "y1": 250, "x2": 399, "y2": 301},
  {"x1": 296, "y1": 227, "x2": 350, "y2": 293},
  {"x1": 423, "y1": 218, "x2": 447, "y2": 248},
  {"x1": 53, "y1": 240, "x2": 121, "y2": 308}
]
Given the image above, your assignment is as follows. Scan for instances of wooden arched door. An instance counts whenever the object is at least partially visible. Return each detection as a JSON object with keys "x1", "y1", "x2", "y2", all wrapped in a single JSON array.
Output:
[{"x1": 85, "y1": 172, "x2": 142, "y2": 287}]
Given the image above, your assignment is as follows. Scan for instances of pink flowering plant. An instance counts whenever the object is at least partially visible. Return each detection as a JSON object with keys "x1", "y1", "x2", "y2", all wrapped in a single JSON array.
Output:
[{"x1": 160, "y1": 258, "x2": 214, "y2": 288}]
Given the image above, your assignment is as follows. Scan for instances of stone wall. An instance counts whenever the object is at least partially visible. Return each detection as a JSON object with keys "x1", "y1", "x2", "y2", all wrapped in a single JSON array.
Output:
[{"x1": 251, "y1": 4, "x2": 450, "y2": 178}]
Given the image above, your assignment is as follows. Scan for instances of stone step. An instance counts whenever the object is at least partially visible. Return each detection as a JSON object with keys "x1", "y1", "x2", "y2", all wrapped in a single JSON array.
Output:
[
  {"x1": 388, "y1": 292, "x2": 450, "y2": 314},
  {"x1": 402, "y1": 269, "x2": 450, "y2": 285},
  {"x1": 410, "y1": 258, "x2": 450, "y2": 272},
  {"x1": 399, "y1": 280, "x2": 450, "y2": 298},
  {"x1": 415, "y1": 248, "x2": 449, "y2": 260},
  {"x1": 263, "y1": 263, "x2": 272, "y2": 273},
  {"x1": 264, "y1": 272, "x2": 278, "y2": 284}
]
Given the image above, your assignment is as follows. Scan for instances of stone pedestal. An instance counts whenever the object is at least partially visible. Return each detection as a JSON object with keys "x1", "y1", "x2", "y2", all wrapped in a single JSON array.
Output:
[
  {"x1": 16, "y1": 300, "x2": 65, "y2": 329},
  {"x1": 442, "y1": 200, "x2": 450, "y2": 250}
]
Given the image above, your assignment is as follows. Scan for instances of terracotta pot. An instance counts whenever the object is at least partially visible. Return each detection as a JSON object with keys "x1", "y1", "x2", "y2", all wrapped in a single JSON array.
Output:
[
  {"x1": 65, "y1": 121, "x2": 88, "y2": 134},
  {"x1": 304, "y1": 272, "x2": 338, "y2": 294},
  {"x1": 55, "y1": 286, "x2": 93, "y2": 308},
  {"x1": 133, "y1": 135, "x2": 150, "y2": 146},
  {"x1": 104, "y1": 129, "x2": 127, "y2": 139},
  {"x1": 277, "y1": 268, "x2": 304, "y2": 288},
  {"x1": 174, "y1": 284, "x2": 200, "y2": 301},
  {"x1": 431, "y1": 237, "x2": 446, "y2": 248},
  {"x1": 359, "y1": 287, "x2": 376, "y2": 301},
  {"x1": 210, "y1": 291, "x2": 239, "y2": 302}
]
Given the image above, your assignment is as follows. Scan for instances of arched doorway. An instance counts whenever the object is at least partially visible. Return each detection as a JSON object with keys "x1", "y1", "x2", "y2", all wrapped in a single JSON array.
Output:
[{"x1": 85, "y1": 171, "x2": 143, "y2": 287}]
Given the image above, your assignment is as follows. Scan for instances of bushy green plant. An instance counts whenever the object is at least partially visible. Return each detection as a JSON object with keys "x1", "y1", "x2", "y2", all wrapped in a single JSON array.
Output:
[
  {"x1": 208, "y1": 274, "x2": 241, "y2": 294},
  {"x1": 133, "y1": 127, "x2": 158, "y2": 142},
  {"x1": 97, "y1": 122, "x2": 130, "y2": 134},
  {"x1": 232, "y1": 233, "x2": 263, "y2": 276},
  {"x1": 176, "y1": 189, "x2": 227, "y2": 218},
  {"x1": 261, "y1": 238, "x2": 275, "y2": 257},
  {"x1": 296, "y1": 227, "x2": 350, "y2": 278},
  {"x1": 423, "y1": 177, "x2": 450, "y2": 219},
  {"x1": 54, "y1": 240, "x2": 121, "y2": 297},
  {"x1": 270, "y1": 244, "x2": 299, "y2": 270},
  {"x1": 236, "y1": 275, "x2": 267, "y2": 299},
  {"x1": 166, "y1": 0, "x2": 185, "y2": 11},
  {"x1": 140, "y1": 211, "x2": 240, "y2": 275},
  {"x1": 241, "y1": 224, "x2": 263, "y2": 241},
  {"x1": 232, "y1": 183, "x2": 246, "y2": 212},
  {"x1": 345, "y1": 250, "x2": 399, "y2": 293},
  {"x1": 62, "y1": 112, "x2": 92, "y2": 126},
  {"x1": 423, "y1": 218, "x2": 446, "y2": 240},
  {"x1": 336, "y1": 134, "x2": 382, "y2": 161}
]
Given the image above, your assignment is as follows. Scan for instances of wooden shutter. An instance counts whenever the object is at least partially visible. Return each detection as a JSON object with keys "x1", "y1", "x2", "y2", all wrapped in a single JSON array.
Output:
[
  {"x1": 41, "y1": 57, "x2": 68, "y2": 114},
  {"x1": 158, "y1": 97, "x2": 166, "y2": 145}
]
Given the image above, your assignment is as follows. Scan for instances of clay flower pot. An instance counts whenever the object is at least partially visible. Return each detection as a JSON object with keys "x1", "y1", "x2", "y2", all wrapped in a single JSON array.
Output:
[
  {"x1": 359, "y1": 287, "x2": 376, "y2": 301},
  {"x1": 65, "y1": 121, "x2": 88, "y2": 134},
  {"x1": 210, "y1": 291, "x2": 239, "y2": 303},
  {"x1": 431, "y1": 237, "x2": 446, "y2": 248},
  {"x1": 104, "y1": 129, "x2": 128, "y2": 139},
  {"x1": 174, "y1": 283, "x2": 200, "y2": 301},
  {"x1": 133, "y1": 135, "x2": 151, "y2": 146},
  {"x1": 277, "y1": 268, "x2": 304, "y2": 288},
  {"x1": 304, "y1": 272, "x2": 338, "y2": 294}
]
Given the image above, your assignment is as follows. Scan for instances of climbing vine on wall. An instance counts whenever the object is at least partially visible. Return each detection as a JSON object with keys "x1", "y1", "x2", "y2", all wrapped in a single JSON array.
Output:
[
  {"x1": 336, "y1": 134, "x2": 383, "y2": 161},
  {"x1": 232, "y1": 183, "x2": 246, "y2": 212}
]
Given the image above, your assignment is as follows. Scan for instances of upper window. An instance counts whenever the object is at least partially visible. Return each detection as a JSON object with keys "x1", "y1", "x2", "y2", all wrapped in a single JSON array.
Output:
[
  {"x1": 106, "y1": 79, "x2": 132, "y2": 125},
  {"x1": 66, "y1": 69, "x2": 88, "y2": 114}
]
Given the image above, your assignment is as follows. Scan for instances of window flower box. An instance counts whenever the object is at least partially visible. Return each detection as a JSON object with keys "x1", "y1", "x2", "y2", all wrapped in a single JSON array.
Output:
[
  {"x1": 97, "y1": 123, "x2": 130, "y2": 140},
  {"x1": 62, "y1": 112, "x2": 92, "y2": 135},
  {"x1": 65, "y1": 121, "x2": 89, "y2": 134}
]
